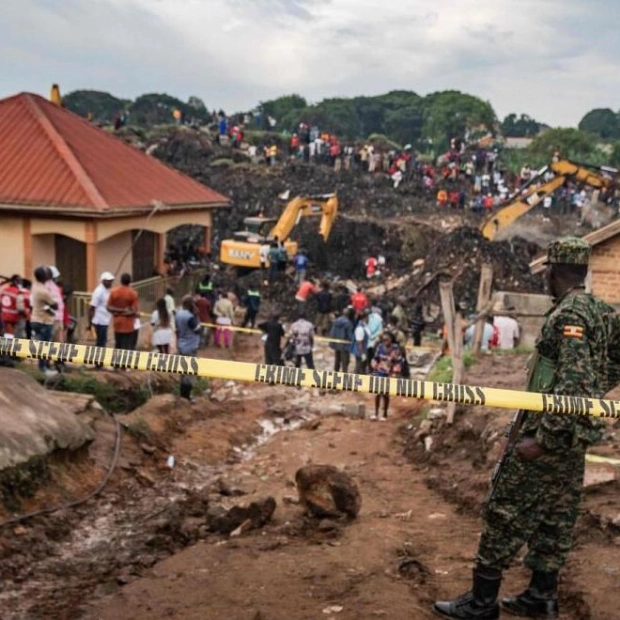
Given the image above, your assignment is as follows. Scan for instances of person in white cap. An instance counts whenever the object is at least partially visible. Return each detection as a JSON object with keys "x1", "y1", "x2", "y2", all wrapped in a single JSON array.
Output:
[{"x1": 89, "y1": 271, "x2": 115, "y2": 358}]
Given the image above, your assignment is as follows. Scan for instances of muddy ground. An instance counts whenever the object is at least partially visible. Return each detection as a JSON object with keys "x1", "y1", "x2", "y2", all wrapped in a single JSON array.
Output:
[{"x1": 1, "y1": 335, "x2": 619, "y2": 619}]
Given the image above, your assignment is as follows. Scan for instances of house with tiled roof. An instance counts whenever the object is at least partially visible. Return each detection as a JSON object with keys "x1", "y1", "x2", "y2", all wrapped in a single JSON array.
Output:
[
  {"x1": 530, "y1": 220, "x2": 620, "y2": 304},
  {"x1": 0, "y1": 92, "x2": 229, "y2": 291}
]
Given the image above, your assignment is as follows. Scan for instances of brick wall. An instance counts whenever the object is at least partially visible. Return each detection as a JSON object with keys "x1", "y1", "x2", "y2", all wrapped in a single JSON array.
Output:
[{"x1": 591, "y1": 236, "x2": 620, "y2": 303}]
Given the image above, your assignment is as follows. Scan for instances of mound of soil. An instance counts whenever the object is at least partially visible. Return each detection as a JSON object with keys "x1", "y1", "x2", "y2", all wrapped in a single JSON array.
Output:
[{"x1": 402, "y1": 227, "x2": 544, "y2": 311}]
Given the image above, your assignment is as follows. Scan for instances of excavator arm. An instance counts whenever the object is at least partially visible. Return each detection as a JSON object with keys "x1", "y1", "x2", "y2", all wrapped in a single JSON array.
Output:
[
  {"x1": 269, "y1": 193, "x2": 338, "y2": 242},
  {"x1": 481, "y1": 160, "x2": 616, "y2": 240},
  {"x1": 220, "y1": 193, "x2": 338, "y2": 269}
]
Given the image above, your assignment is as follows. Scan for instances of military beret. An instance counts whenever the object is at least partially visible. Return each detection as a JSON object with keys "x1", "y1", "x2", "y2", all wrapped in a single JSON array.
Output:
[{"x1": 545, "y1": 236, "x2": 591, "y2": 266}]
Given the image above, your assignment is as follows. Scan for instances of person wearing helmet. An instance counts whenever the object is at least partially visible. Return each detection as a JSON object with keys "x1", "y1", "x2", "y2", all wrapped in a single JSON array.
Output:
[{"x1": 89, "y1": 272, "x2": 116, "y2": 356}]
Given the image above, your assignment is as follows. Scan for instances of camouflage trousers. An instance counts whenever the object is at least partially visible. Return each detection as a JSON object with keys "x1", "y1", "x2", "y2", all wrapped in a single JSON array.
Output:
[{"x1": 477, "y1": 444, "x2": 586, "y2": 573}]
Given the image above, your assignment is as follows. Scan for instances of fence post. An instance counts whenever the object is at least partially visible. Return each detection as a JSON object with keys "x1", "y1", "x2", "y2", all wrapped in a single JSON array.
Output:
[
  {"x1": 439, "y1": 279, "x2": 463, "y2": 425},
  {"x1": 472, "y1": 264, "x2": 494, "y2": 355}
]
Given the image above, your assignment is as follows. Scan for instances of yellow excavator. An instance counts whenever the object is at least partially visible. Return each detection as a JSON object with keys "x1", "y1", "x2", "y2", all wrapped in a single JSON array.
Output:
[
  {"x1": 220, "y1": 193, "x2": 338, "y2": 268},
  {"x1": 481, "y1": 160, "x2": 618, "y2": 240}
]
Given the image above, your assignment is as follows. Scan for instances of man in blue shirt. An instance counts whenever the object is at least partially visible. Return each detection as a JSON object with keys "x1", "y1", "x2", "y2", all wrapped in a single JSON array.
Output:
[{"x1": 294, "y1": 250, "x2": 309, "y2": 284}]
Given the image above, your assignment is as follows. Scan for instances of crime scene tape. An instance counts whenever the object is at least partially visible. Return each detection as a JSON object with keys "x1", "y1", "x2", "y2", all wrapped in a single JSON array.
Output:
[
  {"x1": 4, "y1": 337, "x2": 620, "y2": 421},
  {"x1": 139, "y1": 312, "x2": 439, "y2": 350},
  {"x1": 585, "y1": 454, "x2": 620, "y2": 467}
]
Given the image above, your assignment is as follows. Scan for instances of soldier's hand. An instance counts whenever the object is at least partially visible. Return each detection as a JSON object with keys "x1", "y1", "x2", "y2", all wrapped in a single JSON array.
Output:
[{"x1": 515, "y1": 437, "x2": 544, "y2": 461}]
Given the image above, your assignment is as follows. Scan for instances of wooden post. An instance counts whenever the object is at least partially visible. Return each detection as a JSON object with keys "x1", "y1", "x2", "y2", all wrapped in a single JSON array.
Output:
[
  {"x1": 439, "y1": 279, "x2": 464, "y2": 425},
  {"x1": 449, "y1": 310, "x2": 464, "y2": 425},
  {"x1": 472, "y1": 264, "x2": 494, "y2": 355},
  {"x1": 439, "y1": 280, "x2": 456, "y2": 359}
]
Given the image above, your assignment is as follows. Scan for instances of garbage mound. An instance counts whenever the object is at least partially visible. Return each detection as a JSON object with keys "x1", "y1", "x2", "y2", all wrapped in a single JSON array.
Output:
[{"x1": 405, "y1": 227, "x2": 544, "y2": 310}]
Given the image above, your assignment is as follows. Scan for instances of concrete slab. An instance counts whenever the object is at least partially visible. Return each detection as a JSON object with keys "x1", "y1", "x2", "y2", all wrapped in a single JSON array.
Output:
[{"x1": 0, "y1": 368, "x2": 96, "y2": 471}]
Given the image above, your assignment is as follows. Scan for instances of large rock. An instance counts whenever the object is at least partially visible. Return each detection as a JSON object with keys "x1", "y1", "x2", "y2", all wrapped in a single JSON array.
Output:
[
  {"x1": 0, "y1": 368, "x2": 95, "y2": 471},
  {"x1": 295, "y1": 464, "x2": 362, "y2": 519}
]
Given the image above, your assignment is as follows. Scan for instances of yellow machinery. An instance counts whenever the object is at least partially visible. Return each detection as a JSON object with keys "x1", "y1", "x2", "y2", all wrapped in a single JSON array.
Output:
[
  {"x1": 220, "y1": 193, "x2": 338, "y2": 268},
  {"x1": 481, "y1": 160, "x2": 618, "y2": 240}
]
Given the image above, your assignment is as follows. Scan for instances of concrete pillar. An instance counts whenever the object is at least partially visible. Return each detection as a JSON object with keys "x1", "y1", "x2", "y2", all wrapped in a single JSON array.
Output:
[
  {"x1": 85, "y1": 221, "x2": 97, "y2": 291},
  {"x1": 156, "y1": 232, "x2": 166, "y2": 275}
]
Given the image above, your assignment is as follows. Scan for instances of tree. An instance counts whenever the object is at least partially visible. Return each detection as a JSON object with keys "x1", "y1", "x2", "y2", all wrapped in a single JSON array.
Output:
[
  {"x1": 578, "y1": 108, "x2": 620, "y2": 140},
  {"x1": 63, "y1": 90, "x2": 129, "y2": 123},
  {"x1": 501, "y1": 113, "x2": 542, "y2": 138},
  {"x1": 130, "y1": 93, "x2": 209, "y2": 125},
  {"x1": 420, "y1": 91, "x2": 497, "y2": 153},
  {"x1": 187, "y1": 96, "x2": 208, "y2": 113},
  {"x1": 528, "y1": 128, "x2": 598, "y2": 162},
  {"x1": 259, "y1": 94, "x2": 307, "y2": 128}
]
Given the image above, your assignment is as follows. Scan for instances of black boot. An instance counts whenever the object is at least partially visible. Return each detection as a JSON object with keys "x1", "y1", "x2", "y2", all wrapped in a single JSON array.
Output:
[
  {"x1": 433, "y1": 567, "x2": 501, "y2": 619},
  {"x1": 501, "y1": 571, "x2": 558, "y2": 618}
]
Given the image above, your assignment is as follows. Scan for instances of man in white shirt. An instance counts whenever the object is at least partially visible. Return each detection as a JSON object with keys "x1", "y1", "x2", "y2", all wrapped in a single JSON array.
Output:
[
  {"x1": 492, "y1": 301, "x2": 520, "y2": 350},
  {"x1": 89, "y1": 272, "x2": 115, "y2": 352}
]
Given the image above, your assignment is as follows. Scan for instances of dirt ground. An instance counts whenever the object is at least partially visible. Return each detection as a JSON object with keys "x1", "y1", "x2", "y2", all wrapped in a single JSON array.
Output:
[{"x1": 1, "y1": 339, "x2": 620, "y2": 619}]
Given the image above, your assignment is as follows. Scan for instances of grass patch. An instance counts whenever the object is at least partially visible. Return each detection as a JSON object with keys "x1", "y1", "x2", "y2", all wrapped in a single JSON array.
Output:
[
  {"x1": 122, "y1": 416, "x2": 154, "y2": 443},
  {"x1": 53, "y1": 374, "x2": 150, "y2": 413},
  {"x1": 0, "y1": 456, "x2": 50, "y2": 512},
  {"x1": 428, "y1": 351, "x2": 476, "y2": 383}
]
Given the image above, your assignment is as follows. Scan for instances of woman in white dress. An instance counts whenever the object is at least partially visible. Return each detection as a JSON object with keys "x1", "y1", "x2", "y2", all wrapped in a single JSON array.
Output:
[{"x1": 151, "y1": 298, "x2": 173, "y2": 354}]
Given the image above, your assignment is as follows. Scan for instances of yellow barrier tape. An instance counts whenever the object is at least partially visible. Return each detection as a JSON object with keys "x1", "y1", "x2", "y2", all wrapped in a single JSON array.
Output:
[
  {"x1": 139, "y1": 312, "x2": 438, "y2": 350},
  {"x1": 585, "y1": 454, "x2": 620, "y2": 467},
  {"x1": 4, "y1": 337, "x2": 620, "y2": 421}
]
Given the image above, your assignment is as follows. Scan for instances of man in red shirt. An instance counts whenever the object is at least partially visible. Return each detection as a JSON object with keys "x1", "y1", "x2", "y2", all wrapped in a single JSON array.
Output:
[
  {"x1": 295, "y1": 278, "x2": 319, "y2": 310},
  {"x1": 107, "y1": 273, "x2": 139, "y2": 350},
  {"x1": 351, "y1": 287, "x2": 369, "y2": 316}
]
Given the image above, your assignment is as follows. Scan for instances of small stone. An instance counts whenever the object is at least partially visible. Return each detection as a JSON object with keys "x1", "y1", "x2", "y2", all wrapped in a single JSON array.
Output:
[
  {"x1": 427, "y1": 408, "x2": 445, "y2": 420},
  {"x1": 322, "y1": 605, "x2": 344, "y2": 614},
  {"x1": 135, "y1": 469, "x2": 156, "y2": 487},
  {"x1": 301, "y1": 419, "x2": 321, "y2": 431},
  {"x1": 13, "y1": 525, "x2": 28, "y2": 536}
]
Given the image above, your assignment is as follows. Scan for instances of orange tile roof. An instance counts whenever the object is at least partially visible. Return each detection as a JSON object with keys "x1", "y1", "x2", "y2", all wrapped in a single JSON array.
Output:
[{"x1": 0, "y1": 93, "x2": 229, "y2": 214}]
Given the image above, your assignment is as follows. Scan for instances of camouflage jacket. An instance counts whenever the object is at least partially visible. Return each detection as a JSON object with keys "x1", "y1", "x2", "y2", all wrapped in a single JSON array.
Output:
[{"x1": 522, "y1": 287, "x2": 620, "y2": 451}]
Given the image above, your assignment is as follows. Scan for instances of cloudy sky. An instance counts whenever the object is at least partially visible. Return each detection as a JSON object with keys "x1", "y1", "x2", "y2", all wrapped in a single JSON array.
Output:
[{"x1": 1, "y1": 0, "x2": 618, "y2": 126}]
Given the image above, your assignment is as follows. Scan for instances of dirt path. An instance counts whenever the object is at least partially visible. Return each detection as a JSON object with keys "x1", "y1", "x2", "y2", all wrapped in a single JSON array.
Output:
[{"x1": 88, "y1": 403, "x2": 479, "y2": 620}]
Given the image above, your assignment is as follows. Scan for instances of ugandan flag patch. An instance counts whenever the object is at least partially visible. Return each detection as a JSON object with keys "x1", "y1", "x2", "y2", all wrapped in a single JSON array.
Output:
[{"x1": 563, "y1": 325, "x2": 584, "y2": 339}]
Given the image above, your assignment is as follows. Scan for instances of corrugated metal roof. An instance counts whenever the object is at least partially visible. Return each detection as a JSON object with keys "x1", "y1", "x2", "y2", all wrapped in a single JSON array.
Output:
[{"x1": 0, "y1": 93, "x2": 229, "y2": 214}]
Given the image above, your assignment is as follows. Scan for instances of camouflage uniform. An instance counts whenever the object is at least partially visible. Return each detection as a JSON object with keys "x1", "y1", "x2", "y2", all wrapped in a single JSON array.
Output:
[{"x1": 477, "y1": 238, "x2": 618, "y2": 573}]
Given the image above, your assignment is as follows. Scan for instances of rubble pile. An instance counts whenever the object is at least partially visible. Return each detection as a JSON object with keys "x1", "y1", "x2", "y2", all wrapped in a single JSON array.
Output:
[
  {"x1": 404, "y1": 227, "x2": 545, "y2": 310},
  {"x1": 133, "y1": 127, "x2": 547, "y2": 298}
]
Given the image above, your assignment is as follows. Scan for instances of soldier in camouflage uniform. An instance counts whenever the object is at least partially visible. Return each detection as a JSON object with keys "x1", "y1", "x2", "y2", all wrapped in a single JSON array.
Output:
[{"x1": 434, "y1": 237, "x2": 620, "y2": 620}]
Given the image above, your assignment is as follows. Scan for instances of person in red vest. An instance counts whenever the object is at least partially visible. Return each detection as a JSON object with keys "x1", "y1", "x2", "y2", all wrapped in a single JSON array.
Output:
[
  {"x1": 350, "y1": 287, "x2": 369, "y2": 316},
  {"x1": 365, "y1": 256, "x2": 378, "y2": 279},
  {"x1": 1, "y1": 275, "x2": 25, "y2": 336},
  {"x1": 290, "y1": 133, "x2": 299, "y2": 155}
]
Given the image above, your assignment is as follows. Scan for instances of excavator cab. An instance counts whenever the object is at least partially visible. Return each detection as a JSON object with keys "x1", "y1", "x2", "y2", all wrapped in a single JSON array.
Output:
[{"x1": 232, "y1": 217, "x2": 278, "y2": 243}]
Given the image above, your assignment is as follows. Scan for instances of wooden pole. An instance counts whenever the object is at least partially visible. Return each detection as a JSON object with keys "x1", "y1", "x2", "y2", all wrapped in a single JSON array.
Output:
[
  {"x1": 439, "y1": 280, "x2": 456, "y2": 359},
  {"x1": 449, "y1": 310, "x2": 464, "y2": 424},
  {"x1": 439, "y1": 279, "x2": 463, "y2": 425},
  {"x1": 472, "y1": 264, "x2": 494, "y2": 355}
]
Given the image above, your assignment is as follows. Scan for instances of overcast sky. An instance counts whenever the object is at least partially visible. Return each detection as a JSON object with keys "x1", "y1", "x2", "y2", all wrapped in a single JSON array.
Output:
[{"x1": 1, "y1": 0, "x2": 618, "y2": 127}]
